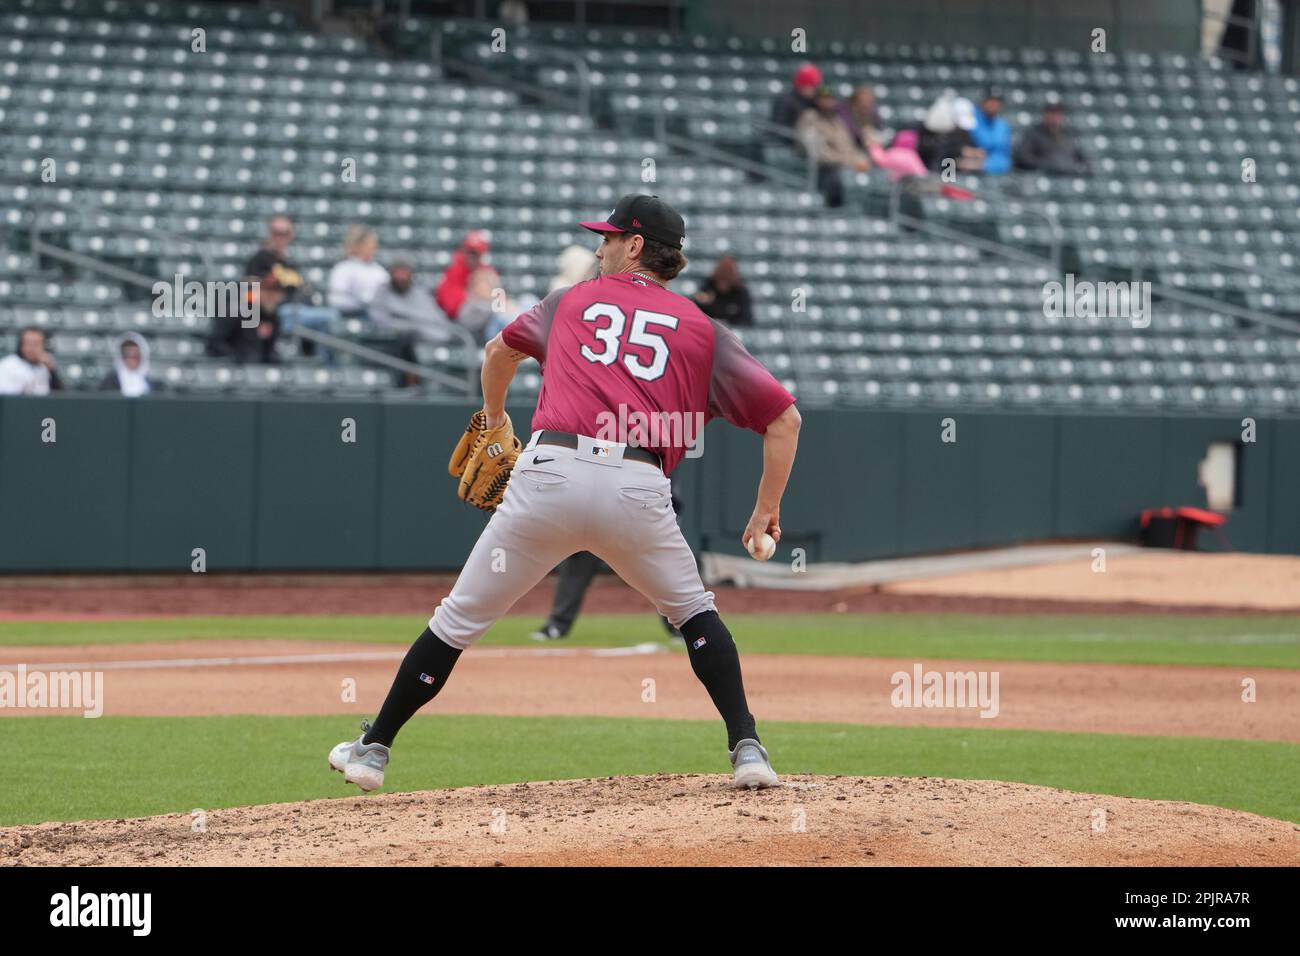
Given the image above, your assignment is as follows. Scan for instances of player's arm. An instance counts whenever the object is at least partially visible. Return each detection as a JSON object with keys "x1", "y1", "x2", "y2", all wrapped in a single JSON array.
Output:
[
  {"x1": 481, "y1": 333, "x2": 529, "y2": 428},
  {"x1": 706, "y1": 318, "x2": 802, "y2": 551},
  {"x1": 744, "y1": 404, "x2": 801, "y2": 551}
]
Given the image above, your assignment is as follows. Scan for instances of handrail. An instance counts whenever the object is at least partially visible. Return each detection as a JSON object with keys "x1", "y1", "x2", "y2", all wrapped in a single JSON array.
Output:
[
  {"x1": 24, "y1": 211, "x2": 478, "y2": 396},
  {"x1": 1141, "y1": 279, "x2": 1300, "y2": 337},
  {"x1": 294, "y1": 325, "x2": 477, "y2": 393},
  {"x1": 650, "y1": 97, "x2": 815, "y2": 191},
  {"x1": 440, "y1": 52, "x2": 593, "y2": 119},
  {"x1": 890, "y1": 177, "x2": 1063, "y2": 272},
  {"x1": 30, "y1": 233, "x2": 160, "y2": 288},
  {"x1": 34, "y1": 202, "x2": 220, "y2": 274},
  {"x1": 1138, "y1": 243, "x2": 1300, "y2": 292},
  {"x1": 882, "y1": 181, "x2": 1300, "y2": 337},
  {"x1": 890, "y1": 208, "x2": 1054, "y2": 268}
]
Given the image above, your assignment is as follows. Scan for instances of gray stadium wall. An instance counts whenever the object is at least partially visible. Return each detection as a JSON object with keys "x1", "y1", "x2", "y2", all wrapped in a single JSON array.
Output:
[{"x1": 0, "y1": 394, "x2": 1294, "y2": 573}]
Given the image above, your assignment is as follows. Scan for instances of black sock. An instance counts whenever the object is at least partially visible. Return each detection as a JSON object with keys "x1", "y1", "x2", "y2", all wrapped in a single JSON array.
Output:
[
  {"x1": 363, "y1": 626, "x2": 462, "y2": 747},
  {"x1": 679, "y1": 611, "x2": 758, "y2": 750}
]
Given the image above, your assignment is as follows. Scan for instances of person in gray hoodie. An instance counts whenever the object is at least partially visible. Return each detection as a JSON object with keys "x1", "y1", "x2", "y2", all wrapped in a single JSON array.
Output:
[{"x1": 368, "y1": 262, "x2": 457, "y2": 344}]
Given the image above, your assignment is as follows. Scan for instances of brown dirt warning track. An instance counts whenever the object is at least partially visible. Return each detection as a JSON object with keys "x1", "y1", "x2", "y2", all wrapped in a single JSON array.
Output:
[{"x1": 1, "y1": 639, "x2": 1297, "y2": 742}]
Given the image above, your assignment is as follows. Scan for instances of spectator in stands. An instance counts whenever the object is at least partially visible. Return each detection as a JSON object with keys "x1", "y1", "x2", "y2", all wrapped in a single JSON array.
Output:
[
  {"x1": 838, "y1": 86, "x2": 883, "y2": 150},
  {"x1": 692, "y1": 256, "x2": 753, "y2": 327},
  {"x1": 0, "y1": 326, "x2": 62, "y2": 395},
  {"x1": 770, "y1": 63, "x2": 823, "y2": 132},
  {"x1": 328, "y1": 226, "x2": 389, "y2": 317},
  {"x1": 456, "y1": 266, "x2": 516, "y2": 345},
  {"x1": 916, "y1": 95, "x2": 985, "y2": 173},
  {"x1": 98, "y1": 332, "x2": 161, "y2": 396},
  {"x1": 499, "y1": 0, "x2": 528, "y2": 25},
  {"x1": 797, "y1": 86, "x2": 870, "y2": 207},
  {"x1": 212, "y1": 215, "x2": 338, "y2": 364},
  {"x1": 1014, "y1": 100, "x2": 1089, "y2": 175},
  {"x1": 836, "y1": 87, "x2": 928, "y2": 182},
  {"x1": 368, "y1": 261, "x2": 457, "y2": 344},
  {"x1": 971, "y1": 89, "x2": 1012, "y2": 175},
  {"x1": 435, "y1": 230, "x2": 491, "y2": 320},
  {"x1": 550, "y1": 245, "x2": 597, "y2": 292}
]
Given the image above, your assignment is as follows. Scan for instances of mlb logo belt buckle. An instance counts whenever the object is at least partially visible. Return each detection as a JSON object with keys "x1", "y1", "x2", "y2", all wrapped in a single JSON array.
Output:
[{"x1": 575, "y1": 434, "x2": 627, "y2": 467}]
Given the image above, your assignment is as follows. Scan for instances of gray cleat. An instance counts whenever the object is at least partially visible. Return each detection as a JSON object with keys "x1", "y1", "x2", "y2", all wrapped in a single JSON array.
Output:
[
  {"x1": 329, "y1": 719, "x2": 390, "y2": 793},
  {"x1": 730, "y1": 738, "x2": 779, "y2": 789}
]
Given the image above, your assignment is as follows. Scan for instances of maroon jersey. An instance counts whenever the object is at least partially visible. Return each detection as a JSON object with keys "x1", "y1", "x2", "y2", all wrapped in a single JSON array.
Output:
[{"x1": 501, "y1": 272, "x2": 794, "y2": 474}]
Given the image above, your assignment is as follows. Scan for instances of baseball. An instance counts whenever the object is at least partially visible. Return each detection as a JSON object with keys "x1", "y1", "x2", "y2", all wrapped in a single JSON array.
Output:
[{"x1": 747, "y1": 532, "x2": 776, "y2": 561}]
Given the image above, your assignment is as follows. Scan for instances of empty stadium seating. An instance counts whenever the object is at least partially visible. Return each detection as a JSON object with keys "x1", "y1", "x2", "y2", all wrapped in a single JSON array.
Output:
[{"x1": 1, "y1": 0, "x2": 1298, "y2": 410}]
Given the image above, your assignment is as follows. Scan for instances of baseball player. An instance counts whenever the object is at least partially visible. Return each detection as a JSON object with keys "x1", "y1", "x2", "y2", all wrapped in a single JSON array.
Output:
[{"x1": 330, "y1": 194, "x2": 801, "y2": 791}]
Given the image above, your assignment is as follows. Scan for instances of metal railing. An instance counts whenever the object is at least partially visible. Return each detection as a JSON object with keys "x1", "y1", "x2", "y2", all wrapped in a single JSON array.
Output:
[
  {"x1": 880, "y1": 180, "x2": 1300, "y2": 338},
  {"x1": 32, "y1": 207, "x2": 217, "y2": 282},
  {"x1": 649, "y1": 96, "x2": 816, "y2": 192},
  {"x1": 888, "y1": 177, "x2": 1064, "y2": 271},
  {"x1": 440, "y1": 50, "x2": 594, "y2": 118},
  {"x1": 25, "y1": 209, "x2": 480, "y2": 396},
  {"x1": 1129, "y1": 243, "x2": 1300, "y2": 293}
]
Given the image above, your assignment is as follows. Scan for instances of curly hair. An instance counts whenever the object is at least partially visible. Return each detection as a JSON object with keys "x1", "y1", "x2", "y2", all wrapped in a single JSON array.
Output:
[{"x1": 638, "y1": 237, "x2": 688, "y2": 281}]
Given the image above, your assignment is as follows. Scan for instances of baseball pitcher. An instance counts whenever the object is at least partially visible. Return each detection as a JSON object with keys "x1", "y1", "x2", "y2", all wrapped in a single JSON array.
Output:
[{"x1": 330, "y1": 194, "x2": 801, "y2": 790}]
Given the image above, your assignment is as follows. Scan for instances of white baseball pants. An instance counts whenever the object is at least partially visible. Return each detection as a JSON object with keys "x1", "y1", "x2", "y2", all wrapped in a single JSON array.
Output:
[{"x1": 430, "y1": 431, "x2": 716, "y2": 649}]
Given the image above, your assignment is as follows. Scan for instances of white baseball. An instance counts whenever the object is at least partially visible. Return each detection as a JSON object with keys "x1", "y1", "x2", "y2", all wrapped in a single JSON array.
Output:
[{"x1": 747, "y1": 532, "x2": 776, "y2": 561}]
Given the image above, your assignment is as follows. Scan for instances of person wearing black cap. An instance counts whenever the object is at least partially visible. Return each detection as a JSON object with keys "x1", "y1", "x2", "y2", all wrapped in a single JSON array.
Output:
[
  {"x1": 972, "y1": 88, "x2": 1012, "y2": 175},
  {"x1": 332, "y1": 192, "x2": 802, "y2": 793},
  {"x1": 1014, "y1": 99, "x2": 1090, "y2": 175}
]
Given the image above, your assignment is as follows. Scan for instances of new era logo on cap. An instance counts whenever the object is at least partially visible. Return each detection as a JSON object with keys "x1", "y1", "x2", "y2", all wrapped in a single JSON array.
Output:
[{"x1": 578, "y1": 194, "x2": 685, "y2": 250}]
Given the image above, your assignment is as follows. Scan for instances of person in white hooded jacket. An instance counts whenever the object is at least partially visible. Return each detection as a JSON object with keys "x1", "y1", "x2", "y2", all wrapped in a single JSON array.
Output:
[{"x1": 99, "y1": 332, "x2": 160, "y2": 397}]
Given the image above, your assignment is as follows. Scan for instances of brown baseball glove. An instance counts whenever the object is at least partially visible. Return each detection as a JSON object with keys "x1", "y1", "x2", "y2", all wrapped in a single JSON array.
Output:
[{"x1": 448, "y1": 410, "x2": 522, "y2": 510}]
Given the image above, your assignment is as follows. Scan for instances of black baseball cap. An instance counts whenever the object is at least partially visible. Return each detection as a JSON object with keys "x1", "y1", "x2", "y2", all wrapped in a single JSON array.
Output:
[{"x1": 579, "y1": 194, "x2": 686, "y2": 250}]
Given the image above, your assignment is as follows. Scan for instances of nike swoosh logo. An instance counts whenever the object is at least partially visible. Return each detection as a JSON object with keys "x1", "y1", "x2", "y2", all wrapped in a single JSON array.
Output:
[{"x1": 533, "y1": 456, "x2": 555, "y2": 464}]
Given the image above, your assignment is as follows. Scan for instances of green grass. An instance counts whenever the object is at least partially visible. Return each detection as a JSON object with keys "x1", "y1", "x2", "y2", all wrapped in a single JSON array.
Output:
[
  {"x1": 3, "y1": 613, "x2": 1298, "y2": 668},
  {"x1": 3, "y1": 714, "x2": 1297, "y2": 827}
]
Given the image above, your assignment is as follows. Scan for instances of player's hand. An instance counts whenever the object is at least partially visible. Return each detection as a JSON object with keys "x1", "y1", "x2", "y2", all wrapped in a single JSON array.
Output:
[
  {"x1": 742, "y1": 507, "x2": 781, "y2": 552},
  {"x1": 483, "y1": 408, "x2": 506, "y2": 429}
]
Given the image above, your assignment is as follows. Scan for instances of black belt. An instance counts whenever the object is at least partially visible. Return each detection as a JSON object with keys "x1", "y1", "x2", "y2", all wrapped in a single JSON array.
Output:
[{"x1": 536, "y1": 430, "x2": 663, "y2": 469}]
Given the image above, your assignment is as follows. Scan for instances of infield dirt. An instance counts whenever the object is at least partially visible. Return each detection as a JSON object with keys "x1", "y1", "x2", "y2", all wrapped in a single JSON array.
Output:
[{"x1": 3, "y1": 774, "x2": 1297, "y2": 867}]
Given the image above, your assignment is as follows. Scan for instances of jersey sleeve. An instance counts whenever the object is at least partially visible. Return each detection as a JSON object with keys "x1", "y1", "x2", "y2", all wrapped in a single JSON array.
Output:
[
  {"x1": 706, "y1": 320, "x2": 796, "y2": 433},
  {"x1": 499, "y1": 285, "x2": 568, "y2": 363}
]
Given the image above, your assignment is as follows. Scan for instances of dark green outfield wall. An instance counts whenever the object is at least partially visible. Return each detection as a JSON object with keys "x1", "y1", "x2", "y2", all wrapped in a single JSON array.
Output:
[{"x1": 0, "y1": 395, "x2": 1294, "y2": 572}]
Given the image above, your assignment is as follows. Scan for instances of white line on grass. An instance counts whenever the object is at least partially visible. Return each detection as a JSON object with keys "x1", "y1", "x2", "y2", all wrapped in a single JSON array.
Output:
[{"x1": 17, "y1": 642, "x2": 666, "y2": 672}]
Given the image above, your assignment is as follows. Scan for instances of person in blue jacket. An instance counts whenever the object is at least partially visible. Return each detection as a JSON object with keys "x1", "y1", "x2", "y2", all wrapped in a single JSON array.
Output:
[{"x1": 971, "y1": 89, "x2": 1012, "y2": 175}]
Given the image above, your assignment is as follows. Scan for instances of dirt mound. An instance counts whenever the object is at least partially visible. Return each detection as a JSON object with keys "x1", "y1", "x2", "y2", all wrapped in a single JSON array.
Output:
[{"x1": 4, "y1": 775, "x2": 1297, "y2": 867}]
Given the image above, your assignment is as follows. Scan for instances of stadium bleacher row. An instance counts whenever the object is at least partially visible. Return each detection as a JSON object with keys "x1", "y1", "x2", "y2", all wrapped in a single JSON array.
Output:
[{"x1": 1, "y1": 0, "x2": 1298, "y2": 410}]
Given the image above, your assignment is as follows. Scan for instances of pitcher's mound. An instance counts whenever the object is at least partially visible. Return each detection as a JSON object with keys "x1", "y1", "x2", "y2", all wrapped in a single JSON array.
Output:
[{"x1": 4, "y1": 775, "x2": 1298, "y2": 866}]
